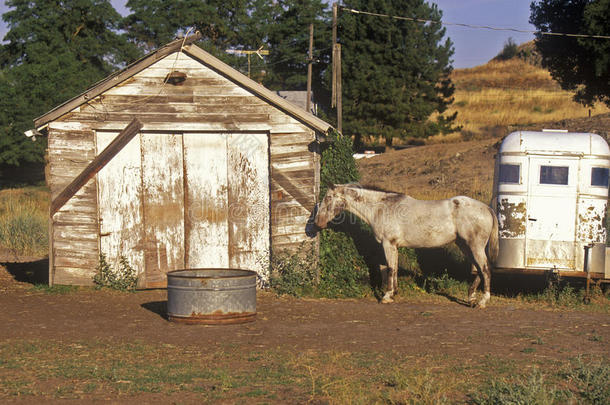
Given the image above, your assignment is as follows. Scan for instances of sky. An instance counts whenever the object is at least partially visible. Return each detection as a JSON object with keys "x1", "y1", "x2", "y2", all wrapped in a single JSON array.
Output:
[{"x1": 0, "y1": 0, "x2": 536, "y2": 69}]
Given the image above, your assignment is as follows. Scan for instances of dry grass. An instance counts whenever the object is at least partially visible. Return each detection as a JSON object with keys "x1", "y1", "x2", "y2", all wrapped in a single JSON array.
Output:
[
  {"x1": 0, "y1": 187, "x2": 49, "y2": 258},
  {"x1": 1, "y1": 338, "x2": 606, "y2": 403},
  {"x1": 431, "y1": 59, "x2": 610, "y2": 142}
]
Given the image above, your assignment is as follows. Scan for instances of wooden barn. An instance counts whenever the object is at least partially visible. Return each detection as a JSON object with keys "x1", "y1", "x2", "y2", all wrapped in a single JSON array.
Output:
[{"x1": 33, "y1": 34, "x2": 332, "y2": 287}]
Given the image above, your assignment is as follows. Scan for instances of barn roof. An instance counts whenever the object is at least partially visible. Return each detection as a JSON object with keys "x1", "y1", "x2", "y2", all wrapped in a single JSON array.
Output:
[{"x1": 34, "y1": 32, "x2": 332, "y2": 135}]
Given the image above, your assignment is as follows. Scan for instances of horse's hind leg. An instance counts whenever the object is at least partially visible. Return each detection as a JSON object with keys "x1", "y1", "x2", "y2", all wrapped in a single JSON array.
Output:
[
  {"x1": 381, "y1": 240, "x2": 398, "y2": 303},
  {"x1": 457, "y1": 238, "x2": 488, "y2": 308},
  {"x1": 472, "y1": 248, "x2": 491, "y2": 308},
  {"x1": 456, "y1": 239, "x2": 480, "y2": 307},
  {"x1": 468, "y1": 264, "x2": 481, "y2": 307}
]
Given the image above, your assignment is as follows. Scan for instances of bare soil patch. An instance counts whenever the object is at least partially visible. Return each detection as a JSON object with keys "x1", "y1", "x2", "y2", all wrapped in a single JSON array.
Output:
[{"x1": 1, "y1": 265, "x2": 608, "y2": 403}]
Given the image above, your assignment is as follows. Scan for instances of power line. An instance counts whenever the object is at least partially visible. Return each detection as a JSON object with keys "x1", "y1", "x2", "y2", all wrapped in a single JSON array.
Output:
[{"x1": 340, "y1": 6, "x2": 610, "y2": 40}]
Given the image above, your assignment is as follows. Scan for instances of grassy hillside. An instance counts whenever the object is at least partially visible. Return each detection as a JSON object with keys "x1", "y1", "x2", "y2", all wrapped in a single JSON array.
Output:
[{"x1": 430, "y1": 58, "x2": 610, "y2": 142}]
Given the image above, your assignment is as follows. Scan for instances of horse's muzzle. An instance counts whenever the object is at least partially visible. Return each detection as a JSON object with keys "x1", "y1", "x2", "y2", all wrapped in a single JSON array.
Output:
[{"x1": 314, "y1": 216, "x2": 327, "y2": 229}]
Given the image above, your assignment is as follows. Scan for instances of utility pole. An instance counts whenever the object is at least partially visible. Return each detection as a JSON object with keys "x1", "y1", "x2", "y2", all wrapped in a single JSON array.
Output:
[
  {"x1": 306, "y1": 23, "x2": 314, "y2": 114},
  {"x1": 332, "y1": 2, "x2": 337, "y2": 108},
  {"x1": 225, "y1": 46, "x2": 269, "y2": 78},
  {"x1": 336, "y1": 44, "x2": 342, "y2": 133},
  {"x1": 332, "y1": 2, "x2": 342, "y2": 132}
]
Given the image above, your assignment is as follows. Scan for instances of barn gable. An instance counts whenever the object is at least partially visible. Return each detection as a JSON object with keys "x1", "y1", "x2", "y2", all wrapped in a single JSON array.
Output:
[{"x1": 38, "y1": 34, "x2": 331, "y2": 286}]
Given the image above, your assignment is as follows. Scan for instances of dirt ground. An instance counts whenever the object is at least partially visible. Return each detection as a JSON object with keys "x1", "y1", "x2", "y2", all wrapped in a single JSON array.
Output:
[
  {"x1": 1, "y1": 263, "x2": 609, "y2": 403},
  {"x1": 3, "y1": 114, "x2": 610, "y2": 402}
]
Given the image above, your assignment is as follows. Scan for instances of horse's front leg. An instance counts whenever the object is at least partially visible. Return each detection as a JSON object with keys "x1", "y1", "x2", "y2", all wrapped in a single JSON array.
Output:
[{"x1": 381, "y1": 240, "x2": 398, "y2": 303}]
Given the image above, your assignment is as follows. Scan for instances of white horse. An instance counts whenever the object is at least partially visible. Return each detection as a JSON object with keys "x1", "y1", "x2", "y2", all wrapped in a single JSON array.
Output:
[{"x1": 315, "y1": 184, "x2": 499, "y2": 308}]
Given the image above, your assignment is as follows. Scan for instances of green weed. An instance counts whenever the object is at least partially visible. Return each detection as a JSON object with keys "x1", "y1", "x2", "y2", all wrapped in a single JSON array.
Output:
[
  {"x1": 563, "y1": 357, "x2": 610, "y2": 404},
  {"x1": 32, "y1": 284, "x2": 78, "y2": 295},
  {"x1": 471, "y1": 369, "x2": 569, "y2": 405},
  {"x1": 93, "y1": 254, "x2": 138, "y2": 292},
  {"x1": 422, "y1": 270, "x2": 469, "y2": 297}
]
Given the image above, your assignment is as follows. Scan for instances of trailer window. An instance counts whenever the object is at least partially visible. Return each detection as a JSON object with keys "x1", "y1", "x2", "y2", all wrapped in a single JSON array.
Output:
[
  {"x1": 540, "y1": 166, "x2": 569, "y2": 185},
  {"x1": 499, "y1": 164, "x2": 520, "y2": 184},
  {"x1": 591, "y1": 167, "x2": 609, "y2": 187}
]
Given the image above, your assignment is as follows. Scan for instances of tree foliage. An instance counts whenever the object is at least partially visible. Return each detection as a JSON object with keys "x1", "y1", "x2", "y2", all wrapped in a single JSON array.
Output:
[
  {"x1": 339, "y1": 0, "x2": 458, "y2": 147},
  {"x1": 123, "y1": 0, "x2": 251, "y2": 53},
  {"x1": 263, "y1": 0, "x2": 330, "y2": 91},
  {"x1": 320, "y1": 129, "x2": 360, "y2": 198},
  {"x1": 495, "y1": 37, "x2": 519, "y2": 61},
  {"x1": 0, "y1": 0, "x2": 139, "y2": 166},
  {"x1": 0, "y1": 0, "x2": 463, "y2": 167},
  {"x1": 530, "y1": 0, "x2": 610, "y2": 107}
]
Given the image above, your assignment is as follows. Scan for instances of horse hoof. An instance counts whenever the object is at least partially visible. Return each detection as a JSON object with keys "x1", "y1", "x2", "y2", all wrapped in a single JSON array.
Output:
[
  {"x1": 474, "y1": 302, "x2": 487, "y2": 309},
  {"x1": 381, "y1": 297, "x2": 394, "y2": 304}
]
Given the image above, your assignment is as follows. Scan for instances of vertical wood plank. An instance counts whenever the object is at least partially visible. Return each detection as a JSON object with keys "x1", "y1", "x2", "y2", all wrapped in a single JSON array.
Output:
[
  {"x1": 227, "y1": 132, "x2": 270, "y2": 280},
  {"x1": 96, "y1": 132, "x2": 145, "y2": 284},
  {"x1": 183, "y1": 133, "x2": 229, "y2": 268},
  {"x1": 141, "y1": 133, "x2": 185, "y2": 287}
]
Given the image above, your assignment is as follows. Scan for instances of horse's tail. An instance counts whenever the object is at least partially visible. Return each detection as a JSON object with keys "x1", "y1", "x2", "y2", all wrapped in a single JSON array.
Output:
[{"x1": 486, "y1": 206, "x2": 499, "y2": 264}]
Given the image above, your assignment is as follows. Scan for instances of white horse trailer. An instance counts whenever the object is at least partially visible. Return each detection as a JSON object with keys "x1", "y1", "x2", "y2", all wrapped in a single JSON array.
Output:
[{"x1": 492, "y1": 130, "x2": 610, "y2": 283}]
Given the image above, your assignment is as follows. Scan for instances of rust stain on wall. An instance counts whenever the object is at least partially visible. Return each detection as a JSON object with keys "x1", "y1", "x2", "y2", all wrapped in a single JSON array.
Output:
[
  {"x1": 497, "y1": 198, "x2": 526, "y2": 238},
  {"x1": 577, "y1": 201, "x2": 607, "y2": 243}
]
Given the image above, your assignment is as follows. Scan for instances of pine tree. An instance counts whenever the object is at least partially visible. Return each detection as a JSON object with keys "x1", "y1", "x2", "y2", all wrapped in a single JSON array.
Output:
[
  {"x1": 123, "y1": 0, "x2": 251, "y2": 52},
  {"x1": 0, "y1": 0, "x2": 139, "y2": 166},
  {"x1": 339, "y1": 0, "x2": 458, "y2": 148},
  {"x1": 123, "y1": 0, "x2": 267, "y2": 77},
  {"x1": 530, "y1": 0, "x2": 610, "y2": 107},
  {"x1": 263, "y1": 0, "x2": 330, "y2": 91}
]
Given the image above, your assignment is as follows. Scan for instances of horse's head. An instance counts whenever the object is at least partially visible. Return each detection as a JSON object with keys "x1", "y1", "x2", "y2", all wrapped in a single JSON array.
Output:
[{"x1": 315, "y1": 184, "x2": 346, "y2": 229}]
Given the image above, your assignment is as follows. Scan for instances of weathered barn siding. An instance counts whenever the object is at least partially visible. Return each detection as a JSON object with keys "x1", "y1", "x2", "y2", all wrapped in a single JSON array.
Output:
[
  {"x1": 47, "y1": 122, "x2": 99, "y2": 284},
  {"x1": 42, "y1": 44, "x2": 327, "y2": 286}
]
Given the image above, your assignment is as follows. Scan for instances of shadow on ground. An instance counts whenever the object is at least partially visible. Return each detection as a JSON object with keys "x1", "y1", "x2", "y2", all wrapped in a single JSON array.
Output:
[
  {"x1": 1, "y1": 258, "x2": 48, "y2": 284},
  {"x1": 141, "y1": 301, "x2": 168, "y2": 320}
]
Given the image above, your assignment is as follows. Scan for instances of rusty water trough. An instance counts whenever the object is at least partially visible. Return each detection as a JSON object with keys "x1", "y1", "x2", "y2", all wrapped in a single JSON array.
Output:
[{"x1": 167, "y1": 269, "x2": 257, "y2": 325}]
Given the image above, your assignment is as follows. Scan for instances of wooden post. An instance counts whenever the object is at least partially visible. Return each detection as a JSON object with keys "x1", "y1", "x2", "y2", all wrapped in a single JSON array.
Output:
[
  {"x1": 332, "y1": 2, "x2": 338, "y2": 108},
  {"x1": 307, "y1": 23, "x2": 314, "y2": 114},
  {"x1": 336, "y1": 43, "x2": 342, "y2": 133},
  {"x1": 50, "y1": 118, "x2": 143, "y2": 216}
]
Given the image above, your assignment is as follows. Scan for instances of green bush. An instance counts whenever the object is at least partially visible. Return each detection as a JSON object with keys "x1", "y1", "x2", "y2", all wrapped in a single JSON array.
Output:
[
  {"x1": 318, "y1": 229, "x2": 369, "y2": 298},
  {"x1": 496, "y1": 37, "x2": 519, "y2": 61},
  {"x1": 270, "y1": 129, "x2": 371, "y2": 298},
  {"x1": 320, "y1": 129, "x2": 360, "y2": 198},
  {"x1": 269, "y1": 244, "x2": 317, "y2": 298},
  {"x1": 317, "y1": 129, "x2": 369, "y2": 297},
  {"x1": 93, "y1": 254, "x2": 138, "y2": 292}
]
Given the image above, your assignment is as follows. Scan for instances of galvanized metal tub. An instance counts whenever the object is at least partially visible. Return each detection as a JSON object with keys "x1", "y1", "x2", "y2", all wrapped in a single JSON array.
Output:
[{"x1": 167, "y1": 269, "x2": 256, "y2": 325}]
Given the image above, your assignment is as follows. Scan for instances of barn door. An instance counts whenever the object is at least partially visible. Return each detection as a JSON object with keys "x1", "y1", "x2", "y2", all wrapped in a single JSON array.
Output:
[
  {"x1": 97, "y1": 131, "x2": 269, "y2": 288},
  {"x1": 141, "y1": 133, "x2": 185, "y2": 287},
  {"x1": 96, "y1": 132, "x2": 145, "y2": 286},
  {"x1": 183, "y1": 133, "x2": 229, "y2": 268},
  {"x1": 525, "y1": 156, "x2": 579, "y2": 269},
  {"x1": 183, "y1": 132, "x2": 270, "y2": 277},
  {"x1": 227, "y1": 133, "x2": 270, "y2": 277}
]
